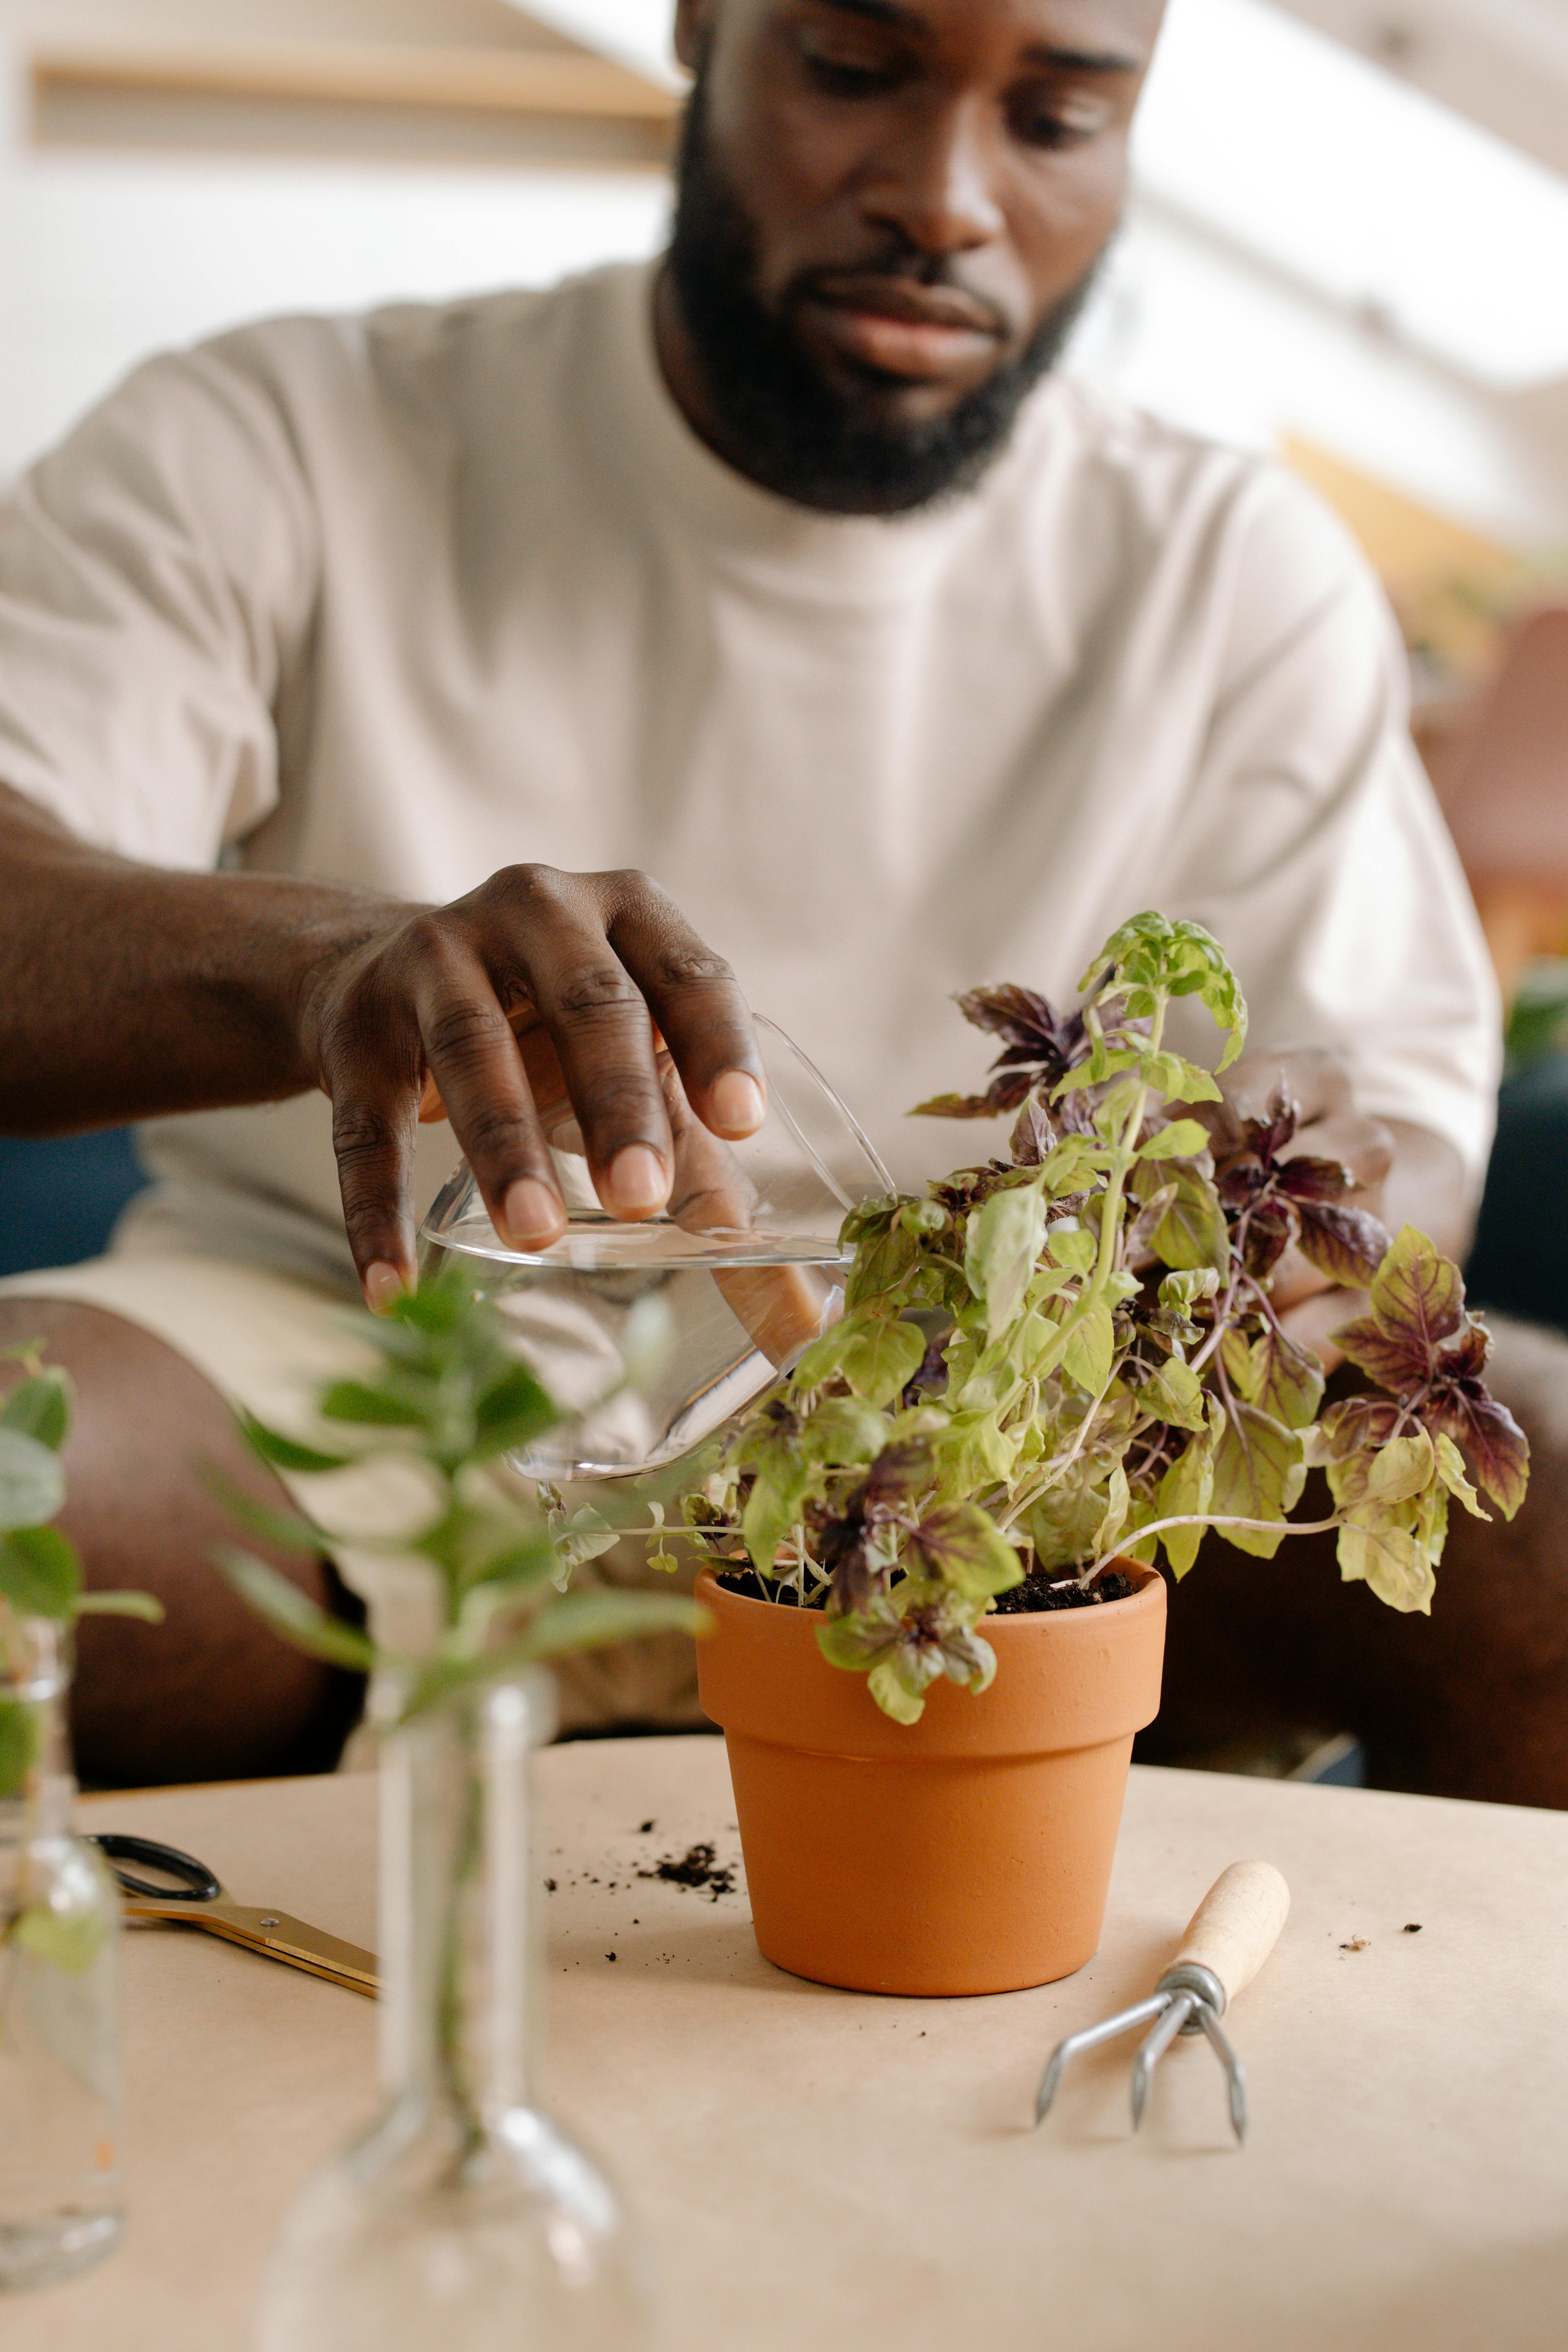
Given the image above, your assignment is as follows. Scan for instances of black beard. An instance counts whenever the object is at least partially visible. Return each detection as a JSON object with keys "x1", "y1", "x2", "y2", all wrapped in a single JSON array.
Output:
[{"x1": 664, "y1": 74, "x2": 1104, "y2": 518}]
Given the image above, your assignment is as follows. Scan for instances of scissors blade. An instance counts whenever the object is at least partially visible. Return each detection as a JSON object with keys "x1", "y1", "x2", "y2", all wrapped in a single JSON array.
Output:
[{"x1": 123, "y1": 1897, "x2": 379, "y2": 1997}]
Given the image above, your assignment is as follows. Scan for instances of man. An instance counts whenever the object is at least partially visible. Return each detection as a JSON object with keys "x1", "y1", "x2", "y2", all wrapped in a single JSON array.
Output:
[{"x1": 0, "y1": 0, "x2": 1528, "y2": 1792}]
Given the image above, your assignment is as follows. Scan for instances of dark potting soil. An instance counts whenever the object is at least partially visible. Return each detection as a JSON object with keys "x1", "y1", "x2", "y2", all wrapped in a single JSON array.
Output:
[
  {"x1": 637, "y1": 1842, "x2": 738, "y2": 1901},
  {"x1": 715, "y1": 1567, "x2": 1136, "y2": 1615},
  {"x1": 990, "y1": 1568, "x2": 1136, "y2": 1615}
]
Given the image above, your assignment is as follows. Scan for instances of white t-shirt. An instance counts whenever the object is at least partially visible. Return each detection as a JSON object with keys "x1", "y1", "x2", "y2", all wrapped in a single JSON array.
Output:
[{"x1": 0, "y1": 261, "x2": 1498, "y2": 1291}]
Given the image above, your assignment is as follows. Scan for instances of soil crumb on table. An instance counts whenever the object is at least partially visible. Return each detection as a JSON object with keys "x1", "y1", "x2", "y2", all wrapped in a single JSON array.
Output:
[
  {"x1": 1339, "y1": 1936, "x2": 1370, "y2": 1952},
  {"x1": 638, "y1": 1842, "x2": 738, "y2": 1901}
]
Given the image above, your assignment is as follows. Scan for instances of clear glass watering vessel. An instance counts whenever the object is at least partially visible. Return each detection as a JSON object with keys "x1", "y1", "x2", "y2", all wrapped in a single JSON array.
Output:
[{"x1": 419, "y1": 1017, "x2": 894, "y2": 1481}]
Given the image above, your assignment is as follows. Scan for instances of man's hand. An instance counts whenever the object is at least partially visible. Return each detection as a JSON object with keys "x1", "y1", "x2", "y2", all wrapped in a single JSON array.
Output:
[
  {"x1": 0, "y1": 785, "x2": 766, "y2": 1311},
  {"x1": 298, "y1": 865, "x2": 766, "y2": 1307},
  {"x1": 1198, "y1": 1048, "x2": 1470, "y2": 1366}
]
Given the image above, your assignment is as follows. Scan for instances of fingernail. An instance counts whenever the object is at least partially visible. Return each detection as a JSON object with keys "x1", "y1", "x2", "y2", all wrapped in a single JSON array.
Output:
[
  {"x1": 502, "y1": 1178, "x2": 563, "y2": 1248},
  {"x1": 365, "y1": 1262, "x2": 406, "y2": 1315},
  {"x1": 710, "y1": 1071, "x2": 766, "y2": 1137},
  {"x1": 605, "y1": 1145, "x2": 669, "y2": 1218}
]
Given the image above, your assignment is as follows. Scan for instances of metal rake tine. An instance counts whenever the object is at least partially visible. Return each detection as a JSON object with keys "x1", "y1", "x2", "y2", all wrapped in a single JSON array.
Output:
[
  {"x1": 1129, "y1": 1990, "x2": 1196, "y2": 2129},
  {"x1": 1033, "y1": 1993, "x2": 1170, "y2": 2127},
  {"x1": 1197, "y1": 2002, "x2": 1249, "y2": 2143}
]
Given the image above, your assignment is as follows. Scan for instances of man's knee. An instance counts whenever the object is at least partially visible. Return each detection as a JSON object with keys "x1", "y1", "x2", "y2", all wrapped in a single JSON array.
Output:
[{"x1": 0, "y1": 1294, "x2": 364, "y2": 1786}]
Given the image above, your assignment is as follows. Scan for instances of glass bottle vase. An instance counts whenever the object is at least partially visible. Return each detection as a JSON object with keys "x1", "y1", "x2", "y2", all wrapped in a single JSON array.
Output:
[
  {"x1": 254, "y1": 1670, "x2": 646, "y2": 2352},
  {"x1": 0, "y1": 1615, "x2": 123, "y2": 2288}
]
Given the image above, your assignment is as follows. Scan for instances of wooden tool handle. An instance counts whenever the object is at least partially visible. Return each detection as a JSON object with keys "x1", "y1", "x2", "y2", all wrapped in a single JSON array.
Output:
[{"x1": 1173, "y1": 1861, "x2": 1290, "y2": 2005}]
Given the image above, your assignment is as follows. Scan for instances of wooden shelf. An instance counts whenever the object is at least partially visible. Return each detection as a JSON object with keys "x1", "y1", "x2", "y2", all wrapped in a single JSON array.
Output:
[{"x1": 31, "y1": 41, "x2": 680, "y2": 123}]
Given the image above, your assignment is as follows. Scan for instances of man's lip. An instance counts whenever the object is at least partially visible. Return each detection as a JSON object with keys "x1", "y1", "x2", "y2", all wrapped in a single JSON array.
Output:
[{"x1": 801, "y1": 280, "x2": 1004, "y2": 381}]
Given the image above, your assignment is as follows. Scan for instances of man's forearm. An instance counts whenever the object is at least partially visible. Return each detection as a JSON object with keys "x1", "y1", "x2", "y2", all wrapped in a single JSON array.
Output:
[{"x1": 0, "y1": 784, "x2": 393, "y2": 1134}]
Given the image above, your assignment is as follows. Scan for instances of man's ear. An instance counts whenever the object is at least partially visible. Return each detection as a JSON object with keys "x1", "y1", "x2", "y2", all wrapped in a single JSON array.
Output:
[{"x1": 672, "y1": 0, "x2": 718, "y2": 73}]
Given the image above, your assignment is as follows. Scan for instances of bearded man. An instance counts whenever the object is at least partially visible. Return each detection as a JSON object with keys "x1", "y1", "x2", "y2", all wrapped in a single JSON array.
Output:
[{"x1": 0, "y1": 0, "x2": 1542, "y2": 1798}]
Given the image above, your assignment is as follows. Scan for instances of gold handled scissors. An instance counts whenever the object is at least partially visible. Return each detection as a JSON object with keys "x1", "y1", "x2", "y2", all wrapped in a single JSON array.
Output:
[{"x1": 85, "y1": 1833, "x2": 378, "y2": 1999}]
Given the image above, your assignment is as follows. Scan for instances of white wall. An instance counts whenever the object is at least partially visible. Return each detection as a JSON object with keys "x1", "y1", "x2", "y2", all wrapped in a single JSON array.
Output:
[
  {"x1": 2, "y1": 38, "x2": 1566, "y2": 549},
  {"x1": 0, "y1": 50, "x2": 671, "y2": 479}
]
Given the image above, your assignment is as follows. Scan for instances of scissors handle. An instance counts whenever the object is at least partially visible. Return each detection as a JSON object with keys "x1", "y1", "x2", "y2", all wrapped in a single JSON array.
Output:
[{"x1": 82, "y1": 1833, "x2": 223, "y2": 1904}]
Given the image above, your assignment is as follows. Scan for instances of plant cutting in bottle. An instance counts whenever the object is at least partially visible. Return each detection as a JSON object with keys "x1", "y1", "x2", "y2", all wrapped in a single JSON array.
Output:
[
  {"x1": 217, "y1": 1274, "x2": 704, "y2": 1716},
  {"x1": 0, "y1": 1345, "x2": 162, "y2": 2287},
  {"x1": 221, "y1": 1276, "x2": 697, "y2": 2350},
  {"x1": 0, "y1": 1344, "x2": 162, "y2": 1900},
  {"x1": 674, "y1": 912, "x2": 1530, "y2": 1723}
]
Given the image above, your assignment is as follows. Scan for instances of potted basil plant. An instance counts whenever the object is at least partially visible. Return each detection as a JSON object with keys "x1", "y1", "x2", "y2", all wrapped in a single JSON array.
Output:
[{"x1": 676, "y1": 912, "x2": 1529, "y2": 1997}]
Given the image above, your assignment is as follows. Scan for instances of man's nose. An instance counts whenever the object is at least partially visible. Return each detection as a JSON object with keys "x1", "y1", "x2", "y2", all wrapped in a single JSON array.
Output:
[{"x1": 857, "y1": 99, "x2": 1006, "y2": 257}]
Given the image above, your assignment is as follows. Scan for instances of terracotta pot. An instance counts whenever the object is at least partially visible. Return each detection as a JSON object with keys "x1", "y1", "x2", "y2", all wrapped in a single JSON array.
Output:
[{"x1": 694, "y1": 1566, "x2": 1167, "y2": 1997}]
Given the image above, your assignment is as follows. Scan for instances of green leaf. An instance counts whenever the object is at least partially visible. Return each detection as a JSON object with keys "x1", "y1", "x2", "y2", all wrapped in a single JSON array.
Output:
[
  {"x1": 905, "y1": 1502, "x2": 1023, "y2": 1598},
  {"x1": 0, "y1": 1427, "x2": 65, "y2": 1533},
  {"x1": 966, "y1": 1186, "x2": 1049, "y2": 1344},
  {"x1": 0, "y1": 1526, "x2": 82, "y2": 1620},
  {"x1": 1136, "y1": 1161, "x2": 1229, "y2": 1275},
  {"x1": 1027, "y1": 1470, "x2": 1109, "y2": 1574},
  {"x1": 235, "y1": 1412, "x2": 352, "y2": 1477},
  {"x1": 1364, "y1": 1431, "x2": 1437, "y2": 1507},
  {"x1": 212, "y1": 1546, "x2": 379, "y2": 1672},
  {"x1": 1062, "y1": 1301, "x2": 1116, "y2": 1395},
  {"x1": 1159, "y1": 1268, "x2": 1219, "y2": 1313},
  {"x1": 472, "y1": 1363, "x2": 557, "y2": 1459},
  {"x1": 0, "y1": 1697, "x2": 38, "y2": 1799},
  {"x1": 74, "y1": 1590, "x2": 165, "y2": 1622},
  {"x1": 1140, "y1": 1355, "x2": 1208, "y2": 1433},
  {"x1": 518, "y1": 1588, "x2": 709, "y2": 1661},
  {"x1": 1139, "y1": 1120, "x2": 1212, "y2": 1162},
  {"x1": 802, "y1": 1396, "x2": 890, "y2": 1468},
  {"x1": 1141, "y1": 1052, "x2": 1223, "y2": 1106},
  {"x1": 1337, "y1": 1513, "x2": 1435, "y2": 1614},
  {"x1": 867, "y1": 1654, "x2": 934, "y2": 1724},
  {"x1": 1044, "y1": 1221, "x2": 1096, "y2": 1276},
  {"x1": 1249, "y1": 1326, "x2": 1326, "y2": 1432},
  {"x1": 1, "y1": 1369, "x2": 72, "y2": 1453},
  {"x1": 1158, "y1": 1433, "x2": 1216, "y2": 1577},
  {"x1": 742, "y1": 1455, "x2": 815, "y2": 1576},
  {"x1": 1209, "y1": 1403, "x2": 1305, "y2": 1558},
  {"x1": 837, "y1": 1317, "x2": 927, "y2": 1409},
  {"x1": 846, "y1": 1220, "x2": 918, "y2": 1311},
  {"x1": 318, "y1": 1380, "x2": 428, "y2": 1430},
  {"x1": 1096, "y1": 1462, "x2": 1131, "y2": 1556},
  {"x1": 1434, "y1": 1433, "x2": 1489, "y2": 1520}
]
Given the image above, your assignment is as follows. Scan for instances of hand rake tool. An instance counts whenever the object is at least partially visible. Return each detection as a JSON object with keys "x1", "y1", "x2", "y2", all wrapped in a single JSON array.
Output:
[{"x1": 1033, "y1": 1860, "x2": 1290, "y2": 2144}]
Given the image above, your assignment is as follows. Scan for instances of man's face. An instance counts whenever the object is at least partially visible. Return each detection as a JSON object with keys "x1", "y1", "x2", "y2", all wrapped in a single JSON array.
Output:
[{"x1": 664, "y1": 0, "x2": 1165, "y2": 513}]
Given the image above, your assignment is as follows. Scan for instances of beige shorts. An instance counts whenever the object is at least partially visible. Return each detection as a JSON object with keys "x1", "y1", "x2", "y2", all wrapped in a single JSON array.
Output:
[{"x1": 0, "y1": 1249, "x2": 706, "y2": 1738}]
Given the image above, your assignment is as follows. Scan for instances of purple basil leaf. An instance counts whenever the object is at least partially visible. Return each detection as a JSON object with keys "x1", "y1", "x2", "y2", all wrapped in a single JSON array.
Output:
[
  {"x1": 1295, "y1": 1201, "x2": 1392, "y2": 1288},
  {"x1": 1333, "y1": 1314, "x2": 1430, "y2": 1393},
  {"x1": 1010, "y1": 1099, "x2": 1056, "y2": 1166},
  {"x1": 1371, "y1": 1227, "x2": 1465, "y2": 1360},
  {"x1": 952, "y1": 985, "x2": 1066, "y2": 1051},
  {"x1": 910, "y1": 1091, "x2": 1004, "y2": 1121},
  {"x1": 1276, "y1": 1154, "x2": 1358, "y2": 1206},
  {"x1": 1427, "y1": 1391, "x2": 1531, "y2": 1520}
]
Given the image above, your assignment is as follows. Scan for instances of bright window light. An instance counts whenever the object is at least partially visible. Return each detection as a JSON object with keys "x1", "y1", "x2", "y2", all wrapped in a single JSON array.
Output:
[
  {"x1": 1133, "y1": 0, "x2": 1568, "y2": 390},
  {"x1": 502, "y1": 0, "x2": 682, "y2": 89}
]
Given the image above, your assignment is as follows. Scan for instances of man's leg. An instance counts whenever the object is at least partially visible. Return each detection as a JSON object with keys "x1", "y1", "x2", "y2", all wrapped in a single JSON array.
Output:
[
  {"x1": 0, "y1": 1297, "x2": 365, "y2": 1787},
  {"x1": 1143, "y1": 1316, "x2": 1568, "y2": 1809}
]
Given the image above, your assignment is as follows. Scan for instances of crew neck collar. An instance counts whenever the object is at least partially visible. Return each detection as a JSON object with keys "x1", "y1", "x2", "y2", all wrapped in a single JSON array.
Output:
[{"x1": 598, "y1": 260, "x2": 1000, "y2": 605}]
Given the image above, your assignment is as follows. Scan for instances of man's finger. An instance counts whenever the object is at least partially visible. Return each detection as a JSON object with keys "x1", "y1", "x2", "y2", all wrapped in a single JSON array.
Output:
[
  {"x1": 602, "y1": 874, "x2": 766, "y2": 1142},
  {"x1": 485, "y1": 872, "x2": 677, "y2": 1221},
  {"x1": 323, "y1": 1035, "x2": 423, "y2": 1307},
  {"x1": 409, "y1": 941, "x2": 567, "y2": 1252}
]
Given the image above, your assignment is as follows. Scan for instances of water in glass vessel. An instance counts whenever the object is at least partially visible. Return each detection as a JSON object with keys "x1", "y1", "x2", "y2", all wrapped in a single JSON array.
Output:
[{"x1": 419, "y1": 1018, "x2": 894, "y2": 1481}]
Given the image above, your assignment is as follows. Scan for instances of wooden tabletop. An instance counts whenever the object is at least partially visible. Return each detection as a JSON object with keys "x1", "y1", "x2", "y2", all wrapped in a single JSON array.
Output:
[{"x1": 14, "y1": 1740, "x2": 1568, "y2": 2351}]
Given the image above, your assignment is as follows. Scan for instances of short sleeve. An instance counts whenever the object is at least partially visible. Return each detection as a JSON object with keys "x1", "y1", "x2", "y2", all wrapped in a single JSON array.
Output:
[
  {"x1": 0, "y1": 336, "x2": 320, "y2": 870},
  {"x1": 1164, "y1": 468, "x2": 1500, "y2": 1188}
]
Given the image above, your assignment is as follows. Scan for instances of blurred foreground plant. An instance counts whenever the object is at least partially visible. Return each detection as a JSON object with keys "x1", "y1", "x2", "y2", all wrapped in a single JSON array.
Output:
[{"x1": 219, "y1": 1273, "x2": 704, "y2": 1720}]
